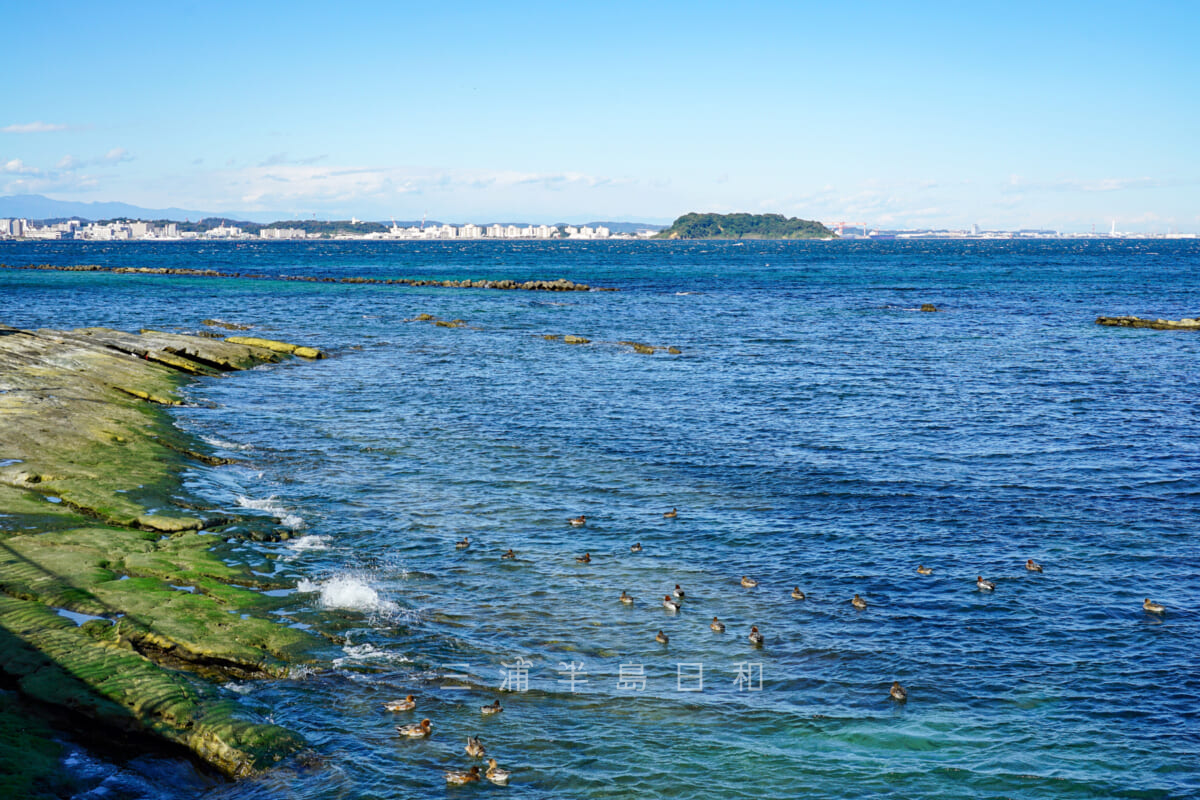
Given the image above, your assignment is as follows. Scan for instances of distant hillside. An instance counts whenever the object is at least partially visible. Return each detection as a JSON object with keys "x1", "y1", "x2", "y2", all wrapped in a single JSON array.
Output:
[{"x1": 657, "y1": 213, "x2": 833, "y2": 240}]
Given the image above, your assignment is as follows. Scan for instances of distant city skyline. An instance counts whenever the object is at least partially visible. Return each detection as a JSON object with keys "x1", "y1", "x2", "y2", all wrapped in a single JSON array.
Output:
[{"x1": 2, "y1": 1, "x2": 1197, "y2": 232}]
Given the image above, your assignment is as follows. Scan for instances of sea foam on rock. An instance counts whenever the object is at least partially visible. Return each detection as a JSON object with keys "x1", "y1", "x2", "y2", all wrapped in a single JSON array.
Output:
[{"x1": 296, "y1": 575, "x2": 399, "y2": 614}]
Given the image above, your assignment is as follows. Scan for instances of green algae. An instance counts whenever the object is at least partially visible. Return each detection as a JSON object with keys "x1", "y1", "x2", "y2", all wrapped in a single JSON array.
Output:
[{"x1": 0, "y1": 324, "x2": 326, "y2": 777}]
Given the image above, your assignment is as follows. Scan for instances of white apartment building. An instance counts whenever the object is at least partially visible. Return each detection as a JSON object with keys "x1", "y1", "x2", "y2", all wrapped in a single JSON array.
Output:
[
  {"x1": 260, "y1": 227, "x2": 307, "y2": 239},
  {"x1": 0, "y1": 218, "x2": 28, "y2": 237}
]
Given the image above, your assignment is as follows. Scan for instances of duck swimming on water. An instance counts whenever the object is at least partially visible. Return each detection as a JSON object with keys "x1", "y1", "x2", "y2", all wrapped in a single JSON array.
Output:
[
  {"x1": 673, "y1": 584, "x2": 686, "y2": 599},
  {"x1": 851, "y1": 594, "x2": 867, "y2": 610},
  {"x1": 568, "y1": 515, "x2": 586, "y2": 527},
  {"x1": 620, "y1": 590, "x2": 634, "y2": 604},
  {"x1": 710, "y1": 616, "x2": 725, "y2": 632},
  {"x1": 396, "y1": 718, "x2": 432, "y2": 738},
  {"x1": 455, "y1": 537, "x2": 470, "y2": 549},
  {"x1": 576, "y1": 552, "x2": 591, "y2": 564},
  {"x1": 481, "y1": 700, "x2": 503, "y2": 715},
  {"x1": 501, "y1": 548, "x2": 516, "y2": 560},
  {"x1": 748, "y1": 625, "x2": 765, "y2": 646},
  {"x1": 890, "y1": 681, "x2": 908, "y2": 702},
  {"x1": 1143, "y1": 598, "x2": 1166, "y2": 614},
  {"x1": 791, "y1": 586, "x2": 806, "y2": 600},
  {"x1": 465, "y1": 736, "x2": 486, "y2": 758},
  {"x1": 663, "y1": 595, "x2": 681, "y2": 612},
  {"x1": 663, "y1": 508, "x2": 678, "y2": 518},
  {"x1": 630, "y1": 542, "x2": 643, "y2": 553},
  {"x1": 656, "y1": 630, "x2": 669, "y2": 644},
  {"x1": 444, "y1": 766, "x2": 480, "y2": 785},
  {"x1": 383, "y1": 694, "x2": 416, "y2": 712},
  {"x1": 916, "y1": 565, "x2": 933, "y2": 576},
  {"x1": 977, "y1": 576, "x2": 995, "y2": 591},
  {"x1": 1025, "y1": 559, "x2": 1043, "y2": 572},
  {"x1": 741, "y1": 576, "x2": 759, "y2": 588},
  {"x1": 485, "y1": 758, "x2": 511, "y2": 786}
]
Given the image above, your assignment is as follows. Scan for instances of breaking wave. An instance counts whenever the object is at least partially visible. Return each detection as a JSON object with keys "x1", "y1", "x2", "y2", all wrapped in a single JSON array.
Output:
[{"x1": 296, "y1": 574, "x2": 399, "y2": 615}]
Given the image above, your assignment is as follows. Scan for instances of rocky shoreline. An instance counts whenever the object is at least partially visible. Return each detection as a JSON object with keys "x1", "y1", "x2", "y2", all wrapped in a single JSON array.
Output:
[
  {"x1": 1096, "y1": 315, "x2": 1200, "y2": 330},
  {"x1": 1, "y1": 263, "x2": 614, "y2": 292},
  {"x1": 0, "y1": 323, "x2": 328, "y2": 782}
]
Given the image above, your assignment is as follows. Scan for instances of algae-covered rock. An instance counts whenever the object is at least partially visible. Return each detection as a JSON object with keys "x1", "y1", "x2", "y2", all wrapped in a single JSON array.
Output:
[
  {"x1": 0, "y1": 323, "x2": 325, "y2": 777},
  {"x1": 920, "y1": 303, "x2": 939, "y2": 312},
  {"x1": 224, "y1": 336, "x2": 325, "y2": 359},
  {"x1": 563, "y1": 335, "x2": 590, "y2": 344},
  {"x1": 667, "y1": 346, "x2": 683, "y2": 354}
]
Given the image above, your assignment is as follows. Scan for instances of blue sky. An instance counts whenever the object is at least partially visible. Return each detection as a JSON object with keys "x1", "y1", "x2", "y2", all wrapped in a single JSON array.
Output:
[{"x1": 2, "y1": 1, "x2": 1197, "y2": 230}]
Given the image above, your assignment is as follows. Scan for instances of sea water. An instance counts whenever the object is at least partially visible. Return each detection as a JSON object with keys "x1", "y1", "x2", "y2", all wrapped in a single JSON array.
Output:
[{"x1": 1, "y1": 239, "x2": 1198, "y2": 799}]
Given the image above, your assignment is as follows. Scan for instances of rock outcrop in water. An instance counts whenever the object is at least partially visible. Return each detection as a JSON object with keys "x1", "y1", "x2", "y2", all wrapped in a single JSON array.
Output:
[
  {"x1": 0, "y1": 323, "x2": 326, "y2": 777},
  {"x1": 0, "y1": 263, "x2": 615, "y2": 292},
  {"x1": 1096, "y1": 315, "x2": 1200, "y2": 330}
]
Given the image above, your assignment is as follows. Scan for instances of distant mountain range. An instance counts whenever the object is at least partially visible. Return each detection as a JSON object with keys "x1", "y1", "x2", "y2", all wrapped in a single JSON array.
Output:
[{"x1": 0, "y1": 194, "x2": 665, "y2": 231}]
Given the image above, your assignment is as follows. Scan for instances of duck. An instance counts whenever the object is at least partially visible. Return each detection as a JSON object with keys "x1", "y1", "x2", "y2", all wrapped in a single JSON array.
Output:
[
  {"x1": 568, "y1": 515, "x2": 586, "y2": 527},
  {"x1": 748, "y1": 625, "x2": 765, "y2": 646},
  {"x1": 1143, "y1": 598, "x2": 1166, "y2": 614},
  {"x1": 396, "y1": 718, "x2": 432, "y2": 738},
  {"x1": 655, "y1": 630, "x2": 669, "y2": 644},
  {"x1": 501, "y1": 548, "x2": 516, "y2": 560},
  {"x1": 465, "y1": 735, "x2": 486, "y2": 758},
  {"x1": 480, "y1": 700, "x2": 503, "y2": 715},
  {"x1": 916, "y1": 565, "x2": 933, "y2": 576},
  {"x1": 673, "y1": 584, "x2": 686, "y2": 599},
  {"x1": 455, "y1": 536, "x2": 470, "y2": 549},
  {"x1": 575, "y1": 552, "x2": 591, "y2": 564},
  {"x1": 710, "y1": 616, "x2": 726, "y2": 632},
  {"x1": 662, "y1": 595, "x2": 681, "y2": 612},
  {"x1": 851, "y1": 594, "x2": 868, "y2": 610},
  {"x1": 619, "y1": 590, "x2": 634, "y2": 604},
  {"x1": 791, "y1": 586, "x2": 806, "y2": 600},
  {"x1": 740, "y1": 576, "x2": 759, "y2": 588},
  {"x1": 663, "y1": 508, "x2": 678, "y2": 518},
  {"x1": 1025, "y1": 559, "x2": 1043, "y2": 572},
  {"x1": 383, "y1": 694, "x2": 416, "y2": 712},
  {"x1": 977, "y1": 576, "x2": 995, "y2": 591},
  {"x1": 630, "y1": 542, "x2": 643, "y2": 553},
  {"x1": 444, "y1": 766, "x2": 481, "y2": 785},
  {"x1": 890, "y1": 681, "x2": 908, "y2": 702},
  {"x1": 485, "y1": 758, "x2": 511, "y2": 786}
]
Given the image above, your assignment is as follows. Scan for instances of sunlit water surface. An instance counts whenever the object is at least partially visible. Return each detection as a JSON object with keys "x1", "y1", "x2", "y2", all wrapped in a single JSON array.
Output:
[{"x1": 1, "y1": 240, "x2": 1198, "y2": 799}]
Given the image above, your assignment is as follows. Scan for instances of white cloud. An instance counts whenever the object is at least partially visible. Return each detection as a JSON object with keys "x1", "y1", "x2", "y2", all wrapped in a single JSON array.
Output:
[
  {"x1": 1, "y1": 121, "x2": 70, "y2": 134},
  {"x1": 3, "y1": 158, "x2": 41, "y2": 175},
  {"x1": 104, "y1": 147, "x2": 133, "y2": 163}
]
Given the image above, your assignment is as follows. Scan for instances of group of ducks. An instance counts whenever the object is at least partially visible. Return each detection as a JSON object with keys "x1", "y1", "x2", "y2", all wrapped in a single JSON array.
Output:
[
  {"x1": 389, "y1": 695, "x2": 512, "y2": 785},
  {"x1": 433, "y1": 510, "x2": 1171, "y2": 785}
]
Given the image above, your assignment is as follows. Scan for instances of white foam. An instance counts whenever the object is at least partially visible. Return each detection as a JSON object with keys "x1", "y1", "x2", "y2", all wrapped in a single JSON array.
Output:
[
  {"x1": 236, "y1": 495, "x2": 305, "y2": 529},
  {"x1": 333, "y1": 641, "x2": 412, "y2": 669},
  {"x1": 200, "y1": 435, "x2": 252, "y2": 451},
  {"x1": 288, "y1": 534, "x2": 330, "y2": 552},
  {"x1": 296, "y1": 574, "x2": 399, "y2": 615}
]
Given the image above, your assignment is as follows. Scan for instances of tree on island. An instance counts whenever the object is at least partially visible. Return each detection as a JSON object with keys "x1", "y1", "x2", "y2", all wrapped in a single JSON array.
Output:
[{"x1": 656, "y1": 212, "x2": 833, "y2": 240}]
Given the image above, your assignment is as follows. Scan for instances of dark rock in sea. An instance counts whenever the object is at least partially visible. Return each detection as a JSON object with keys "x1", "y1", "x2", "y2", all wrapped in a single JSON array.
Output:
[
  {"x1": 920, "y1": 303, "x2": 939, "y2": 312},
  {"x1": 1096, "y1": 315, "x2": 1200, "y2": 330}
]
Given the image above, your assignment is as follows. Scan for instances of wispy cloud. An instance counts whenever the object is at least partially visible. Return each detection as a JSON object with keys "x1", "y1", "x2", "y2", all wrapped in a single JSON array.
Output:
[
  {"x1": 2, "y1": 121, "x2": 71, "y2": 134},
  {"x1": 1004, "y1": 174, "x2": 1198, "y2": 194},
  {"x1": 2, "y1": 148, "x2": 133, "y2": 194},
  {"x1": 3, "y1": 158, "x2": 42, "y2": 175},
  {"x1": 183, "y1": 163, "x2": 640, "y2": 210},
  {"x1": 258, "y1": 152, "x2": 328, "y2": 167}
]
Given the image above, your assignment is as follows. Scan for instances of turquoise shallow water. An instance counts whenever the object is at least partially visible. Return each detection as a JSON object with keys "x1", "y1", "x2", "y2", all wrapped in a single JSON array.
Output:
[{"x1": 1, "y1": 240, "x2": 1199, "y2": 799}]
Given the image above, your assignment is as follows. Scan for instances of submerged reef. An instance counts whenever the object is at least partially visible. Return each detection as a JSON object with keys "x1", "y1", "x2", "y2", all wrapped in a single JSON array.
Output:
[
  {"x1": 0, "y1": 323, "x2": 325, "y2": 777},
  {"x1": 1096, "y1": 315, "x2": 1200, "y2": 330}
]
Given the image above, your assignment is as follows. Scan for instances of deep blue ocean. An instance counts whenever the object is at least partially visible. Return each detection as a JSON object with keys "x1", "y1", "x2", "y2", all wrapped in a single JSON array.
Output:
[{"x1": 1, "y1": 239, "x2": 1198, "y2": 799}]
